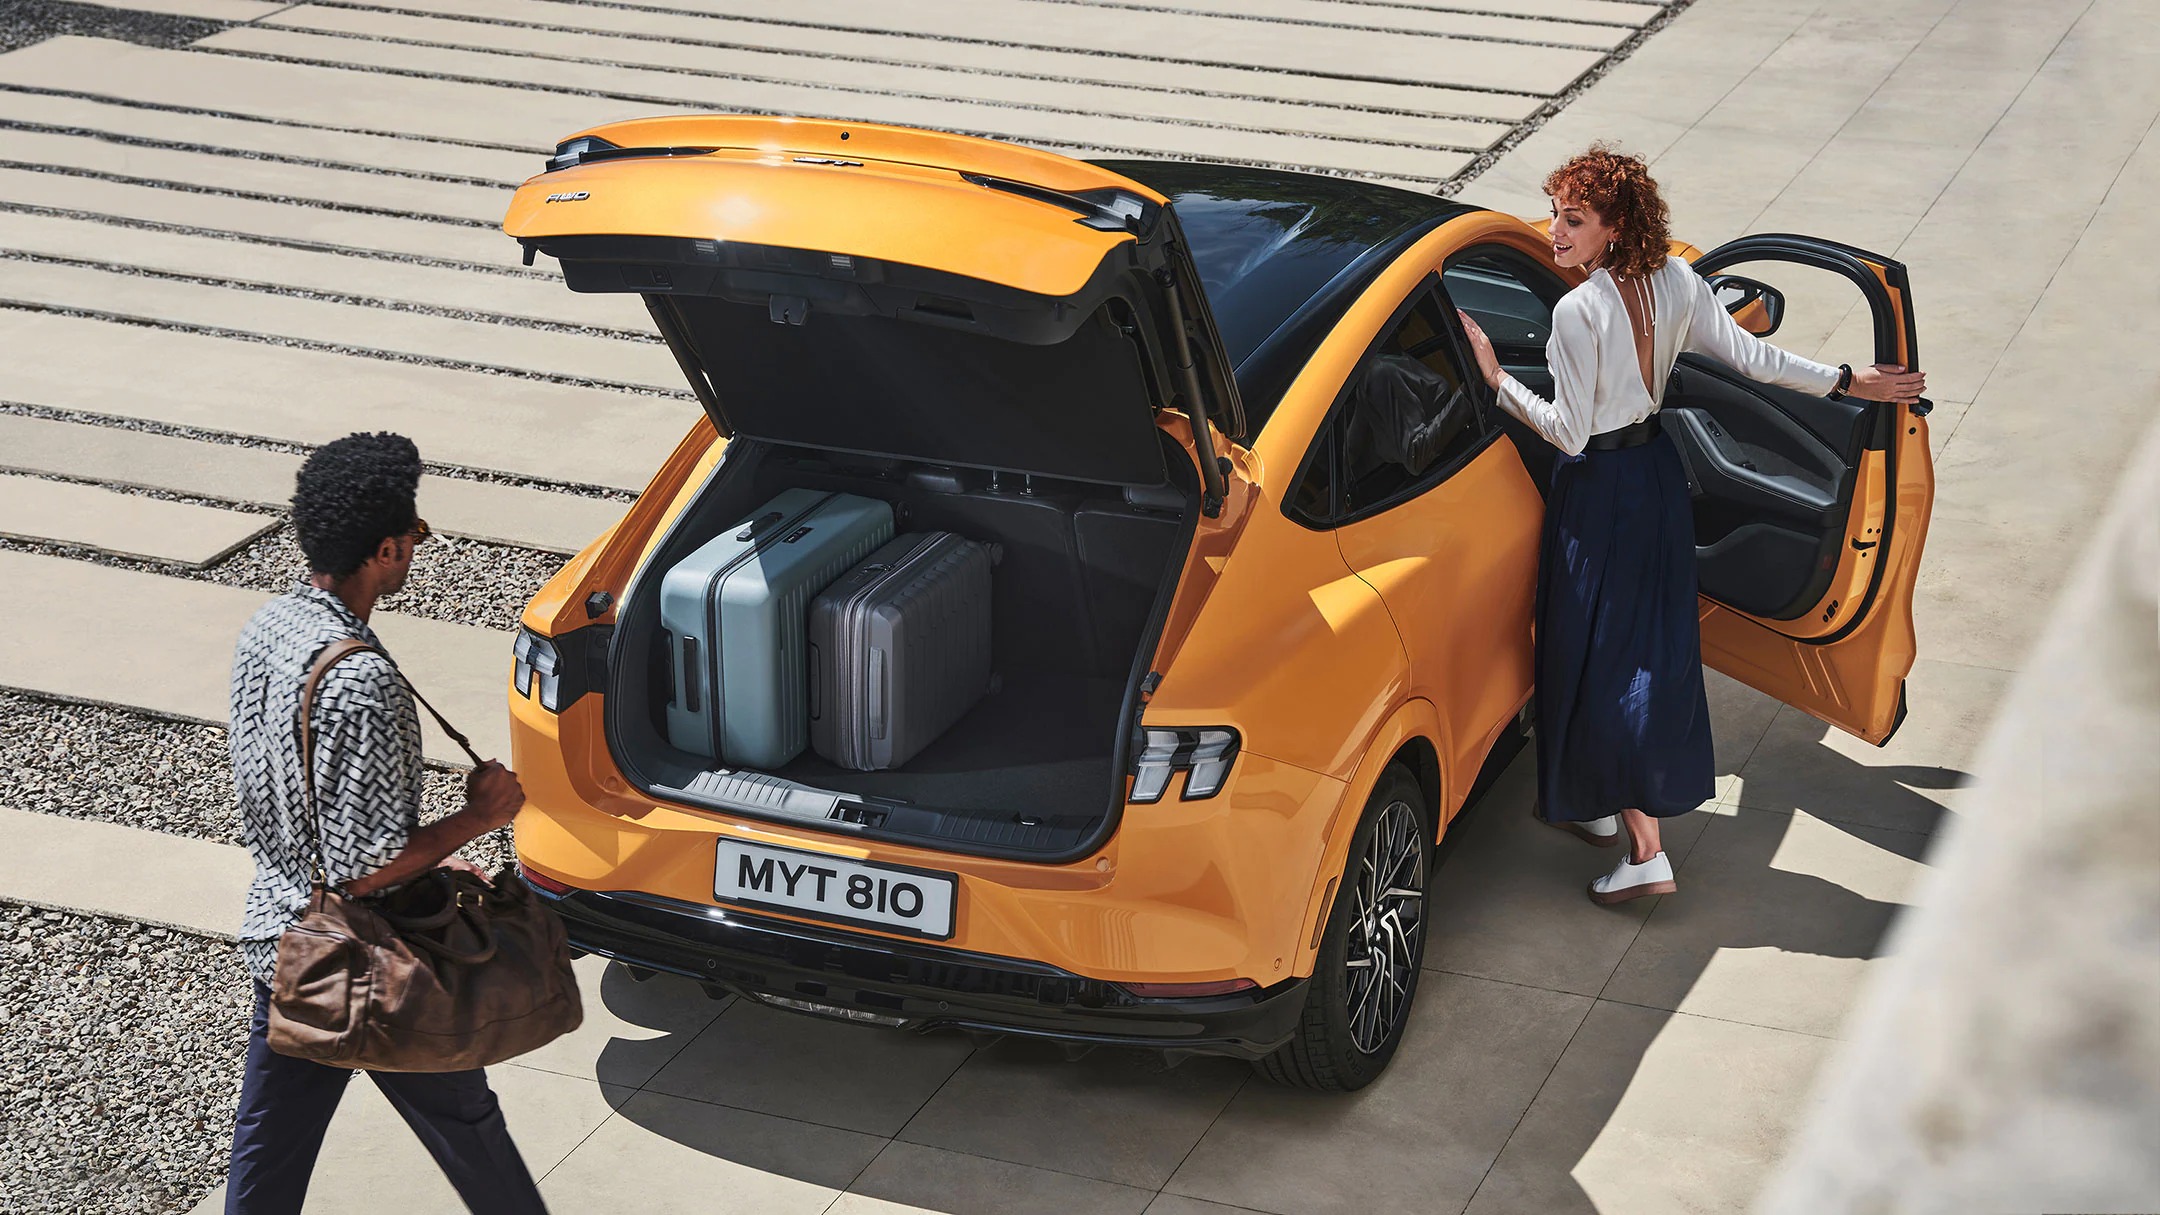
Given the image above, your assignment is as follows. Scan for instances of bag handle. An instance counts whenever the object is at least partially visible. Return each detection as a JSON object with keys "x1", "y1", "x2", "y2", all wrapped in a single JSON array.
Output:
[{"x1": 295, "y1": 637, "x2": 485, "y2": 887}]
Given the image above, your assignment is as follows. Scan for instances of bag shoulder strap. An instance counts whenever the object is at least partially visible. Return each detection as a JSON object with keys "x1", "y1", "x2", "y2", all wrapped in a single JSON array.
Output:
[{"x1": 294, "y1": 636, "x2": 483, "y2": 882}]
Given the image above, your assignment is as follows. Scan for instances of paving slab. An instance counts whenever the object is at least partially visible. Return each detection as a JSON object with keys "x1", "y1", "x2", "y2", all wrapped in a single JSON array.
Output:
[
  {"x1": 0, "y1": 164, "x2": 531, "y2": 270},
  {"x1": 0, "y1": 127, "x2": 511, "y2": 226},
  {"x1": 316, "y1": 0, "x2": 1540, "y2": 123},
  {"x1": 65, "y1": 0, "x2": 279, "y2": 17},
  {"x1": 515, "y1": 0, "x2": 1604, "y2": 96},
  {"x1": 0, "y1": 256, "x2": 683, "y2": 391},
  {"x1": 833, "y1": 1142, "x2": 1155, "y2": 1215},
  {"x1": 0, "y1": 310, "x2": 689, "y2": 491},
  {"x1": 1463, "y1": 1003, "x2": 1838, "y2": 1215},
  {"x1": 644, "y1": 996, "x2": 975, "y2": 1138},
  {"x1": 1727, "y1": 657, "x2": 2006, "y2": 834},
  {"x1": 0, "y1": 37, "x2": 616, "y2": 152},
  {"x1": 1426, "y1": 753, "x2": 1714, "y2": 998},
  {"x1": 265, "y1": 4, "x2": 1508, "y2": 152},
  {"x1": 1164, "y1": 971, "x2": 1590, "y2": 1215},
  {"x1": 204, "y1": 27, "x2": 1476, "y2": 181},
  {"x1": 1600, "y1": 807, "x2": 1932, "y2": 1040},
  {"x1": 515, "y1": 955, "x2": 726, "y2": 1089},
  {"x1": 537, "y1": 1089, "x2": 884, "y2": 1215},
  {"x1": 0, "y1": 414, "x2": 629, "y2": 554},
  {"x1": 0, "y1": 86, "x2": 541, "y2": 185},
  {"x1": 0, "y1": 206, "x2": 641, "y2": 333},
  {"x1": 289, "y1": 1061, "x2": 630, "y2": 1214},
  {"x1": 1144, "y1": 1197, "x2": 1274, "y2": 1215},
  {"x1": 897, "y1": 1036, "x2": 1247, "y2": 1190},
  {"x1": 0, "y1": 470, "x2": 275, "y2": 564},
  {"x1": 0, "y1": 806, "x2": 252, "y2": 938},
  {"x1": 0, "y1": 550, "x2": 512, "y2": 763},
  {"x1": 1068, "y1": 0, "x2": 1633, "y2": 45}
]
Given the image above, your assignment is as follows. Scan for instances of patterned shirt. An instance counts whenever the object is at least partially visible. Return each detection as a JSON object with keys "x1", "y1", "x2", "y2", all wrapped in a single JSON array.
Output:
[{"x1": 229, "y1": 585, "x2": 424, "y2": 986}]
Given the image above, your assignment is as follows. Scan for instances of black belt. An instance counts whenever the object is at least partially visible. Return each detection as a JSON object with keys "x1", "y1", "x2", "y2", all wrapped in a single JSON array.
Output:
[{"x1": 1583, "y1": 414, "x2": 1661, "y2": 451}]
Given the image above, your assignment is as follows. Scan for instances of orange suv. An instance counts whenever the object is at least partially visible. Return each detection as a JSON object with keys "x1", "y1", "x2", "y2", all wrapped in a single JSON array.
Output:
[{"x1": 503, "y1": 116, "x2": 1933, "y2": 1090}]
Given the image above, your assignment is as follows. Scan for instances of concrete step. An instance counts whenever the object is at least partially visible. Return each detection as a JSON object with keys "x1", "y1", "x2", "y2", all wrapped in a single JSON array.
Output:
[
  {"x1": 1123, "y1": 0, "x2": 1660, "y2": 25},
  {"x1": 0, "y1": 310, "x2": 690, "y2": 492},
  {"x1": 0, "y1": 807, "x2": 252, "y2": 939},
  {"x1": 0, "y1": 37, "x2": 646, "y2": 153},
  {"x1": 0, "y1": 550, "x2": 515, "y2": 762},
  {"x1": 0, "y1": 86, "x2": 542, "y2": 186},
  {"x1": 205, "y1": 27, "x2": 1479, "y2": 181},
  {"x1": 0, "y1": 165, "x2": 530, "y2": 270},
  {"x1": 311, "y1": 0, "x2": 1541, "y2": 123},
  {"x1": 0, "y1": 415, "x2": 630, "y2": 555},
  {"x1": 0, "y1": 126, "x2": 512, "y2": 225},
  {"x1": 263, "y1": 4, "x2": 1508, "y2": 152},
  {"x1": 1059, "y1": 0, "x2": 1631, "y2": 46},
  {"x1": 7, "y1": 26, "x2": 1534, "y2": 134},
  {"x1": 529, "y1": 0, "x2": 1603, "y2": 95},
  {"x1": 0, "y1": 471, "x2": 276, "y2": 565},
  {"x1": 0, "y1": 256, "x2": 684, "y2": 392},
  {"x1": 0, "y1": 207, "x2": 644, "y2": 333}
]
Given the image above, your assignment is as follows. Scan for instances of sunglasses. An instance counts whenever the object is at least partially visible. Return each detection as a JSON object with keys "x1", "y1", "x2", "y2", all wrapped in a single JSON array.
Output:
[{"x1": 405, "y1": 517, "x2": 433, "y2": 545}]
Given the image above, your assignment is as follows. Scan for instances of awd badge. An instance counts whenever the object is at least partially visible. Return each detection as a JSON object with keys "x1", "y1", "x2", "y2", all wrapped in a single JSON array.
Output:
[{"x1": 544, "y1": 191, "x2": 591, "y2": 203}]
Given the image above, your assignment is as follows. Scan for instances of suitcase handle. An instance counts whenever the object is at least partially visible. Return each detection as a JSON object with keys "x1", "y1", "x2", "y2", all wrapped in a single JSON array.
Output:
[
  {"x1": 681, "y1": 636, "x2": 701, "y2": 714},
  {"x1": 806, "y1": 642, "x2": 820, "y2": 720},
  {"x1": 735, "y1": 511, "x2": 785, "y2": 541}
]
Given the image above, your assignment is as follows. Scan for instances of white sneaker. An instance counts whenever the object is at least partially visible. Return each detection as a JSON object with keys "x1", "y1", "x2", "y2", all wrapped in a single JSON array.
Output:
[
  {"x1": 1588, "y1": 851, "x2": 1676, "y2": 905},
  {"x1": 1544, "y1": 811, "x2": 1623, "y2": 847}
]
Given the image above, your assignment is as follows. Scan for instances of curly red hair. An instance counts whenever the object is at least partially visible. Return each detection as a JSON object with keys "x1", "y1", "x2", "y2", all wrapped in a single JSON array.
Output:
[{"x1": 1544, "y1": 144, "x2": 1671, "y2": 279}]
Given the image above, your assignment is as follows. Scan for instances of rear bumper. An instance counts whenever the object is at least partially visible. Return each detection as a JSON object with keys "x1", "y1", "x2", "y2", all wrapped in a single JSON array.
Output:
[{"x1": 534, "y1": 881, "x2": 1307, "y2": 1060}]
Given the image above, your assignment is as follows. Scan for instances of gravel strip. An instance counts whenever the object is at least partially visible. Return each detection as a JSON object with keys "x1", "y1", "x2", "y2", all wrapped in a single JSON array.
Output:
[
  {"x1": 0, "y1": 902, "x2": 248, "y2": 1215},
  {"x1": 0, "y1": 0, "x2": 226, "y2": 54},
  {"x1": 195, "y1": 524, "x2": 565, "y2": 634},
  {"x1": 0, "y1": 691, "x2": 518, "y2": 872}
]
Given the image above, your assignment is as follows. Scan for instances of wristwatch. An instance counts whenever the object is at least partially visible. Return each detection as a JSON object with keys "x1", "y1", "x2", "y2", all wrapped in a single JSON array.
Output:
[{"x1": 1826, "y1": 363, "x2": 1854, "y2": 400}]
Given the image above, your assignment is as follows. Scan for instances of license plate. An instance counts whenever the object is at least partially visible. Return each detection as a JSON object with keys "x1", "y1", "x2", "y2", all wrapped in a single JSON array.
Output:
[{"x1": 714, "y1": 839, "x2": 956, "y2": 940}]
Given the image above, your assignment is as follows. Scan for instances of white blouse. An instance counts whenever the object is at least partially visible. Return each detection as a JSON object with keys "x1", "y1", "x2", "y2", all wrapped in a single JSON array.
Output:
[{"x1": 1494, "y1": 255, "x2": 1842, "y2": 457}]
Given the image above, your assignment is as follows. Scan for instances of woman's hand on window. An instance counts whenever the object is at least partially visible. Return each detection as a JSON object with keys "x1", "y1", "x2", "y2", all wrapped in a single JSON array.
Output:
[{"x1": 1457, "y1": 311, "x2": 1504, "y2": 389}]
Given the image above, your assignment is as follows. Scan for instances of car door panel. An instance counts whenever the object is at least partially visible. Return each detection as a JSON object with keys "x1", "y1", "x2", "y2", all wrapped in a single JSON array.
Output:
[
  {"x1": 1321, "y1": 278, "x2": 1542, "y2": 815},
  {"x1": 1678, "y1": 234, "x2": 1931, "y2": 745}
]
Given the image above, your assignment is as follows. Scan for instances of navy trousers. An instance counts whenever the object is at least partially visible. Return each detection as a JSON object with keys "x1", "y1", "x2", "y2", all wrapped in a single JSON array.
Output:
[
  {"x1": 225, "y1": 983, "x2": 549, "y2": 1215},
  {"x1": 1533, "y1": 431, "x2": 1717, "y2": 822}
]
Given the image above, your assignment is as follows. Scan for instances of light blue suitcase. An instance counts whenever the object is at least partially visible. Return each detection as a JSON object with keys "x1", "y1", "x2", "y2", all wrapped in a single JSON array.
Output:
[{"x1": 660, "y1": 489, "x2": 893, "y2": 766}]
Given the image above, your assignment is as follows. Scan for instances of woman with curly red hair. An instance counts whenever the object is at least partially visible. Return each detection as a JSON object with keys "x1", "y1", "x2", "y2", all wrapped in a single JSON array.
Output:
[{"x1": 1458, "y1": 146, "x2": 1924, "y2": 904}]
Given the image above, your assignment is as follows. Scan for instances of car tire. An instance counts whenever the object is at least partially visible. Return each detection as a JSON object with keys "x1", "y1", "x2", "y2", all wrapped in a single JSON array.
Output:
[{"x1": 1256, "y1": 763, "x2": 1431, "y2": 1091}]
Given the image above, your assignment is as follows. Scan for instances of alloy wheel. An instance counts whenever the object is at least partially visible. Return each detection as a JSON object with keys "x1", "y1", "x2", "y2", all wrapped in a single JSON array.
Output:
[{"x1": 1340, "y1": 797, "x2": 1426, "y2": 1055}]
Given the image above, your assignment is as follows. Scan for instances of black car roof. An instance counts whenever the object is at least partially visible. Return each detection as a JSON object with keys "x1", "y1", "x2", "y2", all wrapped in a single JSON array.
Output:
[{"x1": 1091, "y1": 160, "x2": 1481, "y2": 436}]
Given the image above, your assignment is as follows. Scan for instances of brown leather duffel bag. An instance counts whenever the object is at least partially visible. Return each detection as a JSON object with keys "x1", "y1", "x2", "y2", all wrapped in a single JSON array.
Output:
[{"x1": 266, "y1": 638, "x2": 582, "y2": 1072}]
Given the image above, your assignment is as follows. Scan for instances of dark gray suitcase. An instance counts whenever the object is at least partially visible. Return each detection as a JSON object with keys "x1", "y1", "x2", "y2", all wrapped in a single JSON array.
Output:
[{"x1": 808, "y1": 532, "x2": 996, "y2": 771}]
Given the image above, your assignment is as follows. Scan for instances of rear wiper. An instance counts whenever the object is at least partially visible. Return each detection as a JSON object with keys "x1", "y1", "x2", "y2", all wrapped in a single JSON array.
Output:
[
  {"x1": 547, "y1": 136, "x2": 717, "y2": 172},
  {"x1": 960, "y1": 173, "x2": 1159, "y2": 236}
]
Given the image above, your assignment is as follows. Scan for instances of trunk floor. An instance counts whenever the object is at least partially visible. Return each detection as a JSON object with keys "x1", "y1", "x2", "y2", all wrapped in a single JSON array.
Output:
[{"x1": 770, "y1": 668, "x2": 1126, "y2": 820}]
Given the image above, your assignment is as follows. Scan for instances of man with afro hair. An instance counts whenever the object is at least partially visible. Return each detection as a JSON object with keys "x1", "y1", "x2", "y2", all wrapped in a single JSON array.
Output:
[{"x1": 223, "y1": 431, "x2": 547, "y2": 1214}]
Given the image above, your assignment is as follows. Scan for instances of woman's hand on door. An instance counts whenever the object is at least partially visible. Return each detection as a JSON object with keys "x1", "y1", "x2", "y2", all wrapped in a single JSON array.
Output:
[{"x1": 1851, "y1": 363, "x2": 1927, "y2": 405}]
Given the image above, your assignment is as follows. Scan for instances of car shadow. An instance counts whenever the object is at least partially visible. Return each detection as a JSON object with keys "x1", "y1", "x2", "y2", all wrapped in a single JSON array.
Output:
[
  {"x1": 1429, "y1": 731, "x2": 1966, "y2": 1214},
  {"x1": 549, "y1": 721, "x2": 1966, "y2": 1214}
]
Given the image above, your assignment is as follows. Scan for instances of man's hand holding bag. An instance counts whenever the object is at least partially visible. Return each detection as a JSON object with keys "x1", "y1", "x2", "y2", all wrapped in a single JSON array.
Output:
[{"x1": 267, "y1": 638, "x2": 583, "y2": 1072}]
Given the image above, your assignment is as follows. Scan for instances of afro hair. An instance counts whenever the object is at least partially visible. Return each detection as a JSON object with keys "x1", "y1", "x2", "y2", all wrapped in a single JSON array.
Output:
[{"x1": 292, "y1": 431, "x2": 422, "y2": 577}]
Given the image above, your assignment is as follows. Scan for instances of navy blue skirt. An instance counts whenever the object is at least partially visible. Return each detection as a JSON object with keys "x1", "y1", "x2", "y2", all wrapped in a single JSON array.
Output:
[{"x1": 1535, "y1": 429, "x2": 1715, "y2": 823}]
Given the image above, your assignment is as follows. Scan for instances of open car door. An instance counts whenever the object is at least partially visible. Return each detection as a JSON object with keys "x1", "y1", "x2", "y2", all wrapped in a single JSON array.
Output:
[{"x1": 1665, "y1": 234, "x2": 1933, "y2": 745}]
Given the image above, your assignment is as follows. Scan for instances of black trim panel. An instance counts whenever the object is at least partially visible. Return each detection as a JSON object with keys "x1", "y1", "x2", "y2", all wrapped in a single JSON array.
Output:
[{"x1": 534, "y1": 882, "x2": 1307, "y2": 1059}]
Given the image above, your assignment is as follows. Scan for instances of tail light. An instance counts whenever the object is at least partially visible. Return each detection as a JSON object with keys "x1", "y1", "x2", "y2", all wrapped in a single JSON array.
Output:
[{"x1": 1128, "y1": 727, "x2": 1240, "y2": 803}]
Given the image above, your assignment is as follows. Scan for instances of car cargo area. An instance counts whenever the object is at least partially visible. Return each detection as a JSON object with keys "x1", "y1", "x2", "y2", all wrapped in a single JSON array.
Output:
[{"x1": 605, "y1": 432, "x2": 1199, "y2": 859}]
